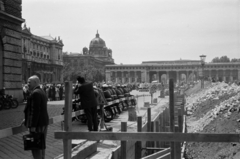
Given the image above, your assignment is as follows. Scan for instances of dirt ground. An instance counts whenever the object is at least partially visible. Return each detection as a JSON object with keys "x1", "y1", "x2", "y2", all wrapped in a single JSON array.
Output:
[{"x1": 184, "y1": 82, "x2": 240, "y2": 159}]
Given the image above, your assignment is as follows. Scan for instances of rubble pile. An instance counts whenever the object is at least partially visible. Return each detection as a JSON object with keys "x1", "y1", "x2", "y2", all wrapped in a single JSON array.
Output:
[
  {"x1": 185, "y1": 82, "x2": 240, "y2": 159},
  {"x1": 186, "y1": 82, "x2": 240, "y2": 119}
]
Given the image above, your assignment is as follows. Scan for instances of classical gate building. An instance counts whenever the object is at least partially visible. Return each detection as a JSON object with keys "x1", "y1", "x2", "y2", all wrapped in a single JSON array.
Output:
[{"x1": 105, "y1": 60, "x2": 240, "y2": 84}]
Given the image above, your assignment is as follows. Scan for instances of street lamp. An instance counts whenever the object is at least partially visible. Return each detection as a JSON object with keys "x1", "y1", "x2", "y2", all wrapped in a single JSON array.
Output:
[{"x1": 200, "y1": 55, "x2": 206, "y2": 89}]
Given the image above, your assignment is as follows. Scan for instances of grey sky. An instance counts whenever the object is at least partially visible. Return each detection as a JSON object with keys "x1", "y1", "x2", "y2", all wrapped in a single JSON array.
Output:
[{"x1": 22, "y1": 0, "x2": 240, "y2": 64}]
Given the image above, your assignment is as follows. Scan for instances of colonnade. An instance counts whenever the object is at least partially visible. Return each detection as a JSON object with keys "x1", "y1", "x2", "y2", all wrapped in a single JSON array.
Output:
[{"x1": 105, "y1": 69, "x2": 240, "y2": 84}]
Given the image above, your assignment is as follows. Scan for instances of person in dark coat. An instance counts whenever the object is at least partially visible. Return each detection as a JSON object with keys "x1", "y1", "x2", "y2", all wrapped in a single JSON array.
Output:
[
  {"x1": 59, "y1": 84, "x2": 63, "y2": 100},
  {"x1": 21, "y1": 75, "x2": 49, "y2": 159},
  {"x1": 52, "y1": 84, "x2": 56, "y2": 101},
  {"x1": 74, "y1": 76, "x2": 98, "y2": 131}
]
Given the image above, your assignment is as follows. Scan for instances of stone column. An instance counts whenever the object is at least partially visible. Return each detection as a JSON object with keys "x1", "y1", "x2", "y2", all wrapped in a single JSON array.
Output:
[
  {"x1": 186, "y1": 71, "x2": 189, "y2": 84},
  {"x1": 238, "y1": 69, "x2": 240, "y2": 81},
  {"x1": 105, "y1": 71, "x2": 111, "y2": 83},
  {"x1": 209, "y1": 70, "x2": 212, "y2": 80},
  {"x1": 122, "y1": 71, "x2": 125, "y2": 84},
  {"x1": 176, "y1": 71, "x2": 179, "y2": 85},
  {"x1": 223, "y1": 70, "x2": 226, "y2": 82},
  {"x1": 146, "y1": 71, "x2": 150, "y2": 83},
  {"x1": 115, "y1": 71, "x2": 118, "y2": 83},
  {"x1": 135, "y1": 71, "x2": 137, "y2": 82},
  {"x1": 157, "y1": 71, "x2": 160, "y2": 82},
  {"x1": 216, "y1": 70, "x2": 219, "y2": 81},
  {"x1": 229, "y1": 71, "x2": 233, "y2": 82},
  {"x1": 128, "y1": 71, "x2": 131, "y2": 83},
  {"x1": 166, "y1": 71, "x2": 169, "y2": 84}
]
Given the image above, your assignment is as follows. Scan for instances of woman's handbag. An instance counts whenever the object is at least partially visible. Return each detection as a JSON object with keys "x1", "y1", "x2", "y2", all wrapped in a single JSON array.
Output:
[{"x1": 23, "y1": 132, "x2": 46, "y2": 150}]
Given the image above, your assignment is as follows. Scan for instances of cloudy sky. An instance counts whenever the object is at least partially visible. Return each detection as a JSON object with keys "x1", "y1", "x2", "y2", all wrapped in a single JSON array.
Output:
[{"x1": 22, "y1": 0, "x2": 240, "y2": 64}]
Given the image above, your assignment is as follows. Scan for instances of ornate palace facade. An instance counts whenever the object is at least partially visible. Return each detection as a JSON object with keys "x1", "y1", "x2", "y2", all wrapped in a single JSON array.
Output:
[
  {"x1": 21, "y1": 24, "x2": 64, "y2": 84},
  {"x1": 105, "y1": 60, "x2": 240, "y2": 84}
]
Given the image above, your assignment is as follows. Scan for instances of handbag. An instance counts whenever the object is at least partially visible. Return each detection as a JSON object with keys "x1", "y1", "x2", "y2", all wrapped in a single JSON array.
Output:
[{"x1": 23, "y1": 132, "x2": 46, "y2": 150}]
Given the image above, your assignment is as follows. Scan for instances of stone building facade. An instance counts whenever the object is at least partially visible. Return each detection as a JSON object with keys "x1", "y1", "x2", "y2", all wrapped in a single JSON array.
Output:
[
  {"x1": 21, "y1": 24, "x2": 64, "y2": 84},
  {"x1": 105, "y1": 60, "x2": 240, "y2": 84},
  {"x1": 0, "y1": 0, "x2": 25, "y2": 99},
  {"x1": 63, "y1": 31, "x2": 114, "y2": 81}
]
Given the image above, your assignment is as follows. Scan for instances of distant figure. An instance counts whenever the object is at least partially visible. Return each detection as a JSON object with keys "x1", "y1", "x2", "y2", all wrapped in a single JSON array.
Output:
[
  {"x1": 59, "y1": 84, "x2": 63, "y2": 100},
  {"x1": 55, "y1": 86, "x2": 59, "y2": 101}
]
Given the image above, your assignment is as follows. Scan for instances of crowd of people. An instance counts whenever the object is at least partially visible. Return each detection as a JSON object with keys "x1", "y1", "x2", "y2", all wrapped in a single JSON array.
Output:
[{"x1": 22, "y1": 83, "x2": 65, "y2": 102}]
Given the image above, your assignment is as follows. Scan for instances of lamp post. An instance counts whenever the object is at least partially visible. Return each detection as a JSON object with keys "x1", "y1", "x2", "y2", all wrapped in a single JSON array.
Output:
[{"x1": 200, "y1": 55, "x2": 206, "y2": 89}]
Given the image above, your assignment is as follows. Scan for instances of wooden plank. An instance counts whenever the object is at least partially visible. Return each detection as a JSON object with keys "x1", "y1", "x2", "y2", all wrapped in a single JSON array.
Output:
[
  {"x1": 111, "y1": 146, "x2": 121, "y2": 159},
  {"x1": 141, "y1": 148, "x2": 170, "y2": 159},
  {"x1": 156, "y1": 152, "x2": 171, "y2": 159},
  {"x1": 54, "y1": 141, "x2": 97, "y2": 159},
  {"x1": 135, "y1": 116, "x2": 142, "y2": 159},
  {"x1": 146, "y1": 107, "x2": 151, "y2": 152},
  {"x1": 169, "y1": 79, "x2": 175, "y2": 159},
  {"x1": 178, "y1": 109, "x2": 183, "y2": 133},
  {"x1": 150, "y1": 121, "x2": 155, "y2": 154},
  {"x1": 54, "y1": 132, "x2": 240, "y2": 142},
  {"x1": 121, "y1": 122, "x2": 127, "y2": 159},
  {"x1": 156, "y1": 121, "x2": 160, "y2": 149},
  {"x1": 63, "y1": 81, "x2": 73, "y2": 159}
]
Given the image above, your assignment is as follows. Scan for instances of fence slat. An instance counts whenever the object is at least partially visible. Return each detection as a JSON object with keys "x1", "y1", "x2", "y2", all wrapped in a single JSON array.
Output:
[
  {"x1": 54, "y1": 131, "x2": 240, "y2": 142},
  {"x1": 135, "y1": 116, "x2": 142, "y2": 159},
  {"x1": 169, "y1": 79, "x2": 175, "y2": 159},
  {"x1": 141, "y1": 148, "x2": 170, "y2": 159},
  {"x1": 63, "y1": 81, "x2": 73, "y2": 159},
  {"x1": 121, "y1": 122, "x2": 127, "y2": 159}
]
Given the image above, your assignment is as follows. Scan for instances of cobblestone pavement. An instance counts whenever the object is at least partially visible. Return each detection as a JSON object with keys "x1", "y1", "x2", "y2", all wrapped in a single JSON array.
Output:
[
  {"x1": 0, "y1": 100, "x2": 65, "y2": 159},
  {"x1": 0, "y1": 101, "x2": 64, "y2": 129}
]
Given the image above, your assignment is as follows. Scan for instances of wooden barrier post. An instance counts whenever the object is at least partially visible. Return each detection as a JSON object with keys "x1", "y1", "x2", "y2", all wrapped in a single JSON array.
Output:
[
  {"x1": 169, "y1": 79, "x2": 175, "y2": 159},
  {"x1": 178, "y1": 109, "x2": 183, "y2": 133},
  {"x1": 135, "y1": 116, "x2": 142, "y2": 159},
  {"x1": 121, "y1": 122, "x2": 127, "y2": 159},
  {"x1": 163, "y1": 109, "x2": 168, "y2": 147},
  {"x1": 146, "y1": 107, "x2": 151, "y2": 155},
  {"x1": 159, "y1": 113, "x2": 164, "y2": 147},
  {"x1": 151, "y1": 121, "x2": 155, "y2": 153},
  {"x1": 63, "y1": 81, "x2": 73, "y2": 159},
  {"x1": 155, "y1": 121, "x2": 160, "y2": 150},
  {"x1": 174, "y1": 109, "x2": 182, "y2": 159}
]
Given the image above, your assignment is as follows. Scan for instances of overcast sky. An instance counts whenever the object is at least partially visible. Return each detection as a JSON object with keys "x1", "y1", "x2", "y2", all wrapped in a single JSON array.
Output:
[{"x1": 22, "y1": 0, "x2": 240, "y2": 64}]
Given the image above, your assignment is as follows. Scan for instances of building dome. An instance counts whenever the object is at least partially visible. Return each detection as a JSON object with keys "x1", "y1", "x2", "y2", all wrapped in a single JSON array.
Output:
[{"x1": 89, "y1": 31, "x2": 106, "y2": 48}]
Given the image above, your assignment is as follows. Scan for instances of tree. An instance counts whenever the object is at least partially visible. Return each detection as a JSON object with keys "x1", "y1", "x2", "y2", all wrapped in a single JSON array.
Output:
[
  {"x1": 62, "y1": 61, "x2": 74, "y2": 81},
  {"x1": 211, "y1": 56, "x2": 230, "y2": 63},
  {"x1": 212, "y1": 57, "x2": 220, "y2": 63},
  {"x1": 231, "y1": 58, "x2": 240, "y2": 62},
  {"x1": 219, "y1": 56, "x2": 230, "y2": 62}
]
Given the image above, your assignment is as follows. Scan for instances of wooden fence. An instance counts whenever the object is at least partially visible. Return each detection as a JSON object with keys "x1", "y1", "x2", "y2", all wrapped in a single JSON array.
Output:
[{"x1": 54, "y1": 80, "x2": 240, "y2": 159}]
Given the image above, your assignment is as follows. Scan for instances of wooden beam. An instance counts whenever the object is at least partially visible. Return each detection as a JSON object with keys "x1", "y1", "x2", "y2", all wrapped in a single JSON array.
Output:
[
  {"x1": 63, "y1": 81, "x2": 73, "y2": 159},
  {"x1": 156, "y1": 152, "x2": 170, "y2": 159},
  {"x1": 121, "y1": 122, "x2": 127, "y2": 159},
  {"x1": 169, "y1": 79, "x2": 175, "y2": 159},
  {"x1": 54, "y1": 132, "x2": 240, "y2": 142},
  {"x1": 135, "y1": 116, "x2": 142, "y2": 159},
  {"x1": 141, "y1": 148, "x2": 170, "y2": 159}
]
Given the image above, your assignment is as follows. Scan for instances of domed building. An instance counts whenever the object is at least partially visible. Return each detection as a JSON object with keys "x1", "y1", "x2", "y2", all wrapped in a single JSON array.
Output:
[
  {"x1": 87, "y1": 31, "x2": 114, "y2": 63},
  {"x1": 63, "y1": 31, "x2": 115, "y2": 81}
]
